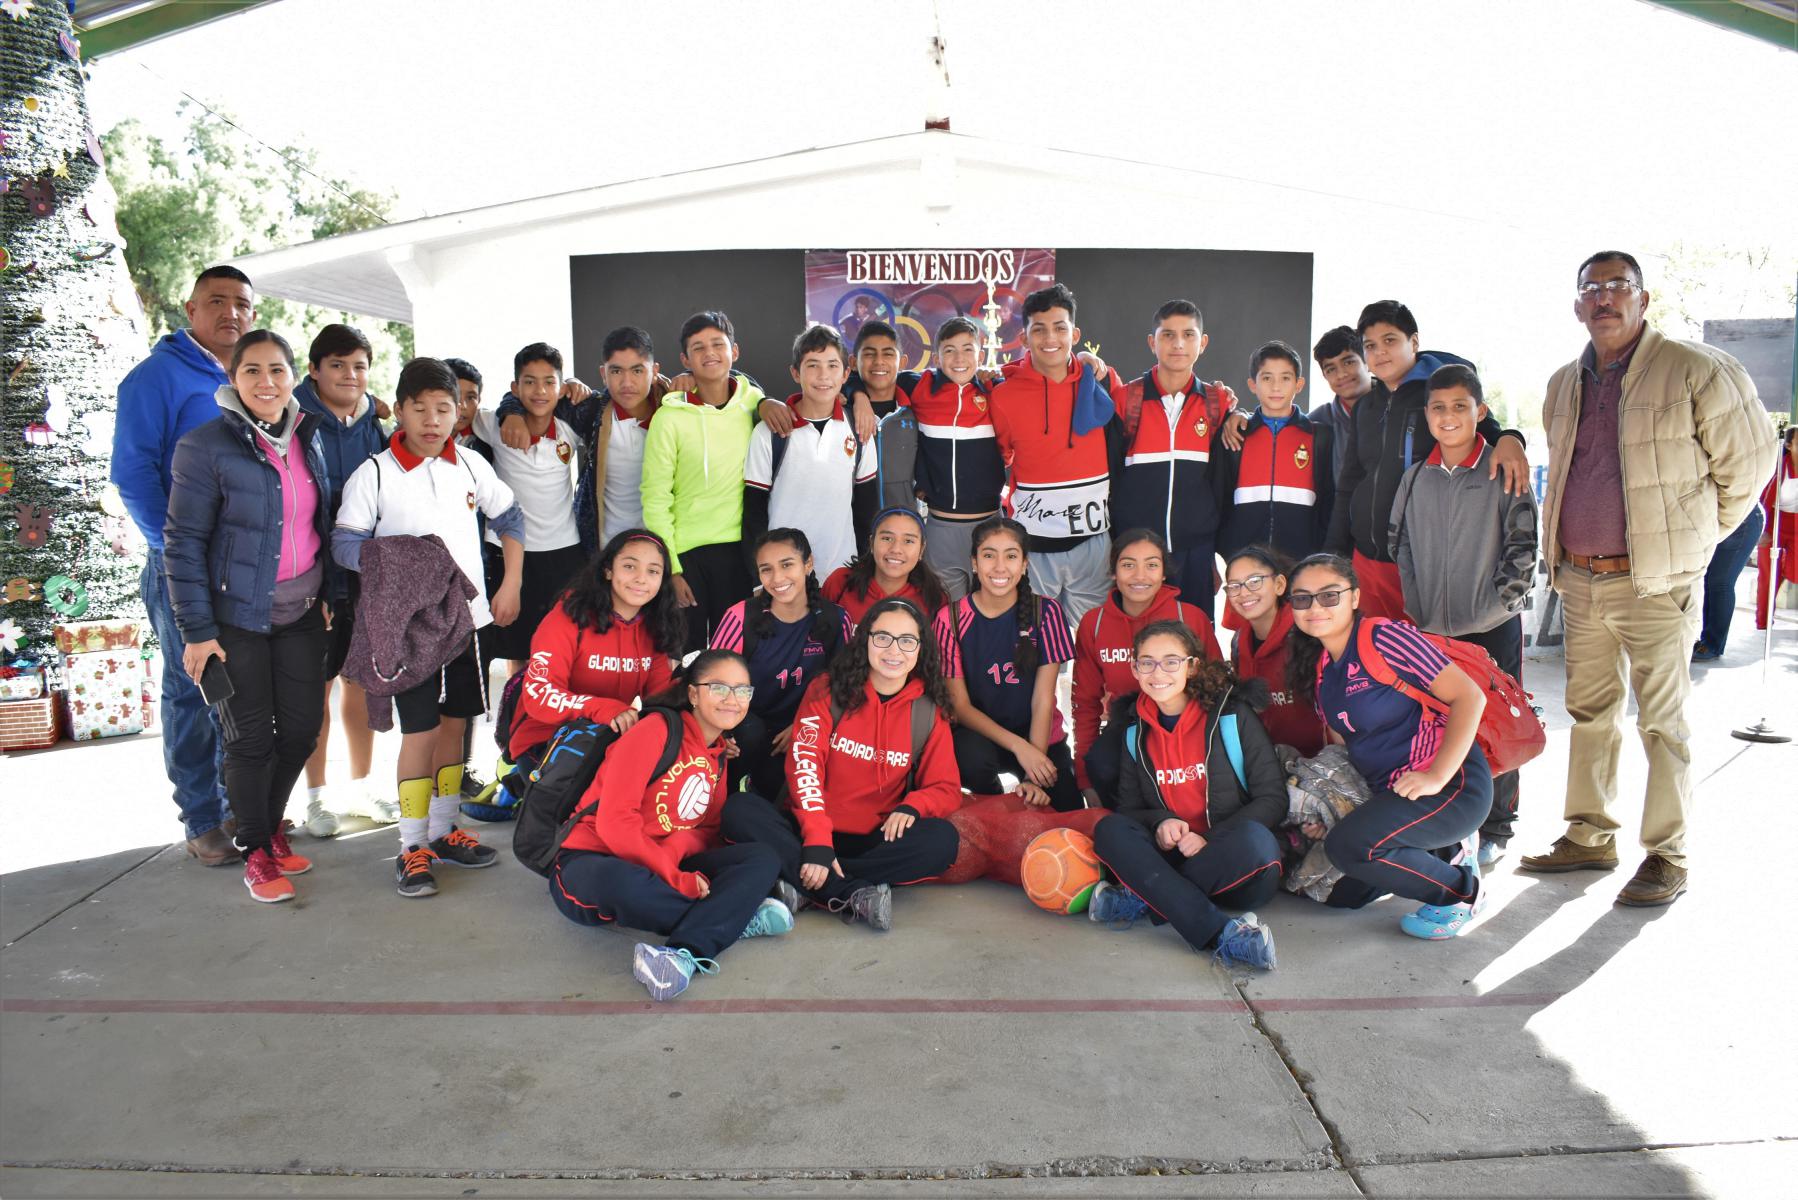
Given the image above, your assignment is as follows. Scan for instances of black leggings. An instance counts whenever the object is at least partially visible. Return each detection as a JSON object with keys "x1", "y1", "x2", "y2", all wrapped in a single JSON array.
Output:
[
  {"x1": 951, "y1": 723, "x2": 1084, "y2": 811},
  {"x1": 720, "y1": 791, "x2": 959, "y2": 904},
  {"x1": 680, "y1": 541, "x2": 753, "y2": 656},
  {"x1": 1324, "y1": 745, "x2": 1491, "y2": 908},
  {"x1": 726, "y1": 709, "x2": 791, "y2": 802},
  {"x1": 215, "y1": 605, "x2": 328, "y2": 854},
  {"x1": 549, "y1": 834, "x2": 781, "y2": 960},
  {"x1": 1092, "y1": 816, "x2": 1283, "y2": 950}
]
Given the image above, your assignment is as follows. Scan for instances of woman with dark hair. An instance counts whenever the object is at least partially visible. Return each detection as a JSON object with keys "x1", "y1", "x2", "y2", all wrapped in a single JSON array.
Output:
[
  {"x1": 164, "y1": 329, "x2": 334, "y2": 902},
  {"x1": 936, "y1": 517, "x2": 1080, "y2": 810},
  {"x1": 821, "y1": 506, "x2": 949, "y2": 628},
  {"x1": 1284, "y1": 553, "x2": 1491, "y2": 939},
  {"x1": 506, "y1": 529, "x2": 684, "y2": 768},
  {"x1": 1224, "y1": 545, "x2": 1326, "y2": 754},
  {"x1": 722, "y1": 597, "x2": 961, "y2": 931},
  {"x1": 1088, "y1": 621, "x2": 1286, "y2": 969},
  {"x1": 710, "y1": 528, "x2": 851, "y2": 800},
  {"x1": 1072, "y1": 528, "x2": 1221, "y2": 804},
  {"x1": 550, "y1": 648, "x2": 792, "y2": 1002}
]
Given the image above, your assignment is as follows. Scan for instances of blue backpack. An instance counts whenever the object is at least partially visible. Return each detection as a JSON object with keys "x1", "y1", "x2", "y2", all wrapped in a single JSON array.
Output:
[{"x1": 1124, "y1": 713, "x2": 1246, "y2": 788}]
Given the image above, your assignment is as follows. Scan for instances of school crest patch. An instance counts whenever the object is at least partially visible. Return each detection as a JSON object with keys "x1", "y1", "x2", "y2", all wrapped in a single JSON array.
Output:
[
  {"x1": 973, "y1": 394, "x2": 988, "y2": 411},
  {"x1": 1195, "y1": 416, "x2": 1208, "y2": 439},
  {"x1": 556, "y1": 441, "x2": 572, "y2": 464},
  {"x1": 1295, "y1": 444, "x2": 1310, "y2": 469},
  {"x1": 466, "y1": 491, "x2": 477, "y2": 510},
  {"x1": 843, "y1": 436, "x2": 856, "y2": 458}
]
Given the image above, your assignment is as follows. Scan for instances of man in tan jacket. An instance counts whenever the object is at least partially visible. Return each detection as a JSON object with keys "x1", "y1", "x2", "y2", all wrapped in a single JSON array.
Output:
[{"x1": 1521, "y1": 251, "x2": 1776, "y2": 905}]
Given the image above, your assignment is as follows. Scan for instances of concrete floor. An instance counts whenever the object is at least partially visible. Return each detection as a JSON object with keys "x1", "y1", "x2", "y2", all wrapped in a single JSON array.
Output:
[{"x1": 3, "y1": 591, "x2": 1795, "y2": 1199}]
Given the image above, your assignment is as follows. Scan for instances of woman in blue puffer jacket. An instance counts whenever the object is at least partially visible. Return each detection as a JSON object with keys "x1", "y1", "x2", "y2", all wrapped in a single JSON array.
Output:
[{"x1": 164, "y1": 330, "x2": 336, "y2": 904}]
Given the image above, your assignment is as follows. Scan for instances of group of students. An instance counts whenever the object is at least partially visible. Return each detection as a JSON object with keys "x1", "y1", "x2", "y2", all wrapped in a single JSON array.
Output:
[{"x1": 158, "y1": 278, "x2": 1542, "y2": 1002}]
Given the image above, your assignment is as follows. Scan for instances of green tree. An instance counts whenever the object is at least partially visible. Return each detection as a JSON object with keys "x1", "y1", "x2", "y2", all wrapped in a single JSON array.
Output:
[{"x1": 103, "y1": 103, "x2": 413, "y2": 389}]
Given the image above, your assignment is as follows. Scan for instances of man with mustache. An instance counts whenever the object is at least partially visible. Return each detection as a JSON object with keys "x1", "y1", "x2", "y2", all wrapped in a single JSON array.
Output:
[{"x1": 1522, "y1": 251, "x2": 1775, "y2": 906}]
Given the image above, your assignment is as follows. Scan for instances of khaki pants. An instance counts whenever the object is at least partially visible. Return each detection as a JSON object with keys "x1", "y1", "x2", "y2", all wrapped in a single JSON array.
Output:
[{"x1": 1556, "y1": 564, "x2": 1698, "y2": 866}]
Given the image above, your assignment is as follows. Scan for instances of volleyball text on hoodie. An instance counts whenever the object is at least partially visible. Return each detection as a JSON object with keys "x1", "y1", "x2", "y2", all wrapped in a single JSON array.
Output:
[
  {"x1": 786, "y1": 676, "x2": 960, "y2": 863},
  {"x1": 510, "y1": 602, "x2": 677, "y2": 758},
  {"x1": 1070, "y1": 585, "x2": 1221, "y2": 789},
  {"x1": 558, "y1": 709, "x2": 727, "y2": 898}
]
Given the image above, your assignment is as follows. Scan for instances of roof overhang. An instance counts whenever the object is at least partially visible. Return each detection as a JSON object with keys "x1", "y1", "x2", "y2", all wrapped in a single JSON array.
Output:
[
  {"x1": 1638, "y1": 0, "x2": 1797, "y2": 51},
  {"x1": 75, "y1": 1, "x2": 276, "y2": 60}
]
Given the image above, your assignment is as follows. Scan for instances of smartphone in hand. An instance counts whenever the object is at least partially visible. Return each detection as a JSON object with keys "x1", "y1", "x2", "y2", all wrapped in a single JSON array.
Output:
[{"x1": 199, "y1": 656, "x2": 235, "y2": 707}]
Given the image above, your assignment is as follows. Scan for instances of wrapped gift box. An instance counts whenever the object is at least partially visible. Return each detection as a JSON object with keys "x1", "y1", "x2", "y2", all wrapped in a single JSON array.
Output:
[
  {"x1": 52, "y1": 619, "x2": 143, "y2": 656},
  {"x1": 0, "y1": 662, "x2": 46, "y2": 701},
  {"x1": 0, "y1": 696, "x2": 62, "y2": 751},
  {"x1": 61, "y1": 650, "x2": 149, "y2": 741}
]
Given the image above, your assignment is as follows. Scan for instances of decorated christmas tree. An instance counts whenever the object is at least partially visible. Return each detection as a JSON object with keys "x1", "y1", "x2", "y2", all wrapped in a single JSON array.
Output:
[{"x1": 1, "y1": 0, "x2": 150, "y2": 662}]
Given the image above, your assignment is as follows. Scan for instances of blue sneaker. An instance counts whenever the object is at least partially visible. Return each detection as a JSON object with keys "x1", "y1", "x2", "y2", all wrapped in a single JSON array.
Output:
[
  {"x1": 740, "y1": 897, "x2": 795, "y2": 940},
  {"x1": 1211, "y1": 913, "x2": 1277, "y2": 971},
  {"x1": 1477, "y1": 839, "x2": 1505, "y2": 869},
  {"x1": 1399, "y1": 873, "x2": 1487, "y2": 941},
  {"x1": 459, "y1": 782, "x2": 520, "y2": 824},
  {"x1": 632, "y1": 943, "x2": 718, "y2": 1001},
  {"x1": 1088, "y1": 881, "x2": 1149, "y2": 926}
]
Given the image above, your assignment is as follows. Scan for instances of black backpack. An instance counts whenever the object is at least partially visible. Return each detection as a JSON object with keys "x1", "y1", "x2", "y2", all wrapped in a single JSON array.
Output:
[{"x1": 512, "y1": 707, "x2": 684, "y2": 877}]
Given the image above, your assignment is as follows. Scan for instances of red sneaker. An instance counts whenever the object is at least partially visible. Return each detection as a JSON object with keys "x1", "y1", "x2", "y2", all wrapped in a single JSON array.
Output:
[
  {"x1": 244, "y1": 848, "x2": 296, "y2": 903},
  {"x1": 269, "y1": 830, "x2": 312, "y2": 876}
]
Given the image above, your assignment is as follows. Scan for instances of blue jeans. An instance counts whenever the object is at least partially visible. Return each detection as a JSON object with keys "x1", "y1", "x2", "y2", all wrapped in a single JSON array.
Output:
[
  {"x1": 1699, "y1": 507, "x2": 1765, "y2": 653},
  {"x1": 141, "y1": 557, "x2": 227, "y2": 838}
]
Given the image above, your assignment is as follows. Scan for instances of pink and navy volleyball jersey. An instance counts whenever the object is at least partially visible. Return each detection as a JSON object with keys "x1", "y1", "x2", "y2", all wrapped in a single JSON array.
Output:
[{"x1": 1315, "y1": 616, "x2": 1450, "y2": 788}]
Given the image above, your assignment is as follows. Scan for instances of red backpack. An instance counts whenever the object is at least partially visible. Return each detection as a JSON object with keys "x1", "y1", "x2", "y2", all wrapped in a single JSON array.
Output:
[{"x1": 1353, "y1": 618, "x2": 1546, "y2": 776}]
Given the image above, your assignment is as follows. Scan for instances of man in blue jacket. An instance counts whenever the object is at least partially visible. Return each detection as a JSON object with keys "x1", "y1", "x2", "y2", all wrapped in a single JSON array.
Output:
[{"x1": 112, "y1": 265, "x2": 256, "y2": 866}]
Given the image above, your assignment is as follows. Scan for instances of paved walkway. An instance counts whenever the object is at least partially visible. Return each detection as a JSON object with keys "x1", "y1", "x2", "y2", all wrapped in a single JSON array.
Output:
[{"x1": 3, "y1": 602, "x2": 1795, "y2": 1198}]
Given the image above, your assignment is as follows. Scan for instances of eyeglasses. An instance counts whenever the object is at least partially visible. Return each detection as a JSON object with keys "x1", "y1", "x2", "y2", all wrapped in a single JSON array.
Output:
[
  {"x1": 1288, "y1": 588, "x2": 1350, "y2": 611},
  {"x1": 1224, "y1": 573, "x2": 1272, "y2": 596},
  {"x1": 1577, "y1": 280, "x2": 1641, "y2": 300},
  {"x1": 869, "y1": 632, "x2": 922, "y2": 653},
  {"x1": 1130, "y1": 654, "x2": 1195, "y2": 677},
  {"x1": 695, "y1": 682, "x2": 754, "y2": 701}
]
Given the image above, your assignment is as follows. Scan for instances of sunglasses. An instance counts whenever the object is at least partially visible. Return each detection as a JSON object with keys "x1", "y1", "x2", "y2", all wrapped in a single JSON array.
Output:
[{"x1": 1288, "y1": 588, "x2": 1351, "y2": 611}]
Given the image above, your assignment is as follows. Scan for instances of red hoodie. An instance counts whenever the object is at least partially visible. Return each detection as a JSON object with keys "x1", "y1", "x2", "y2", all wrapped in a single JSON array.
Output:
[
  {"x1": 786, "y1": 675, "x2": 960, "y2": 852},
  {"x1": 1229, "y1": 605, "x2": 1326, "y2": 755},
  {"x1": 559, "y1": 710, "x2": 725, "y2": 898},
  {"x1": 511, "y1": 603, "x2": 677, "y2": 758},
  {"x1": 989, "y1": 357, "x2": 1121, "y2": 551},
  {"x1": 1071, "y1": 585, "x2": 1221, "y2": 789},
  {"x1": 821, "y1": 567, "x2": 931, "y2": 630},
  {"x1": 1129, "y1": 691, "x2": 1213, "y2": 831}
]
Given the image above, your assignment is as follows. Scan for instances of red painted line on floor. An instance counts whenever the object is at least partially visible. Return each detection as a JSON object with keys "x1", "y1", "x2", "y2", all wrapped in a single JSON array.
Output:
[{"x1": 0, "y1": 993, "x2": 1561, "y2": 1017}]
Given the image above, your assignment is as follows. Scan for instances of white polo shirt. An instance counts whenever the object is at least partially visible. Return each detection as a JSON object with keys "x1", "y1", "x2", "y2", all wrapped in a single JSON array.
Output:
[
  {"x1": 744, "y1": 401, "x2": 875, "y2": 578},
  {"x1": 335, "y1": 435, "x2": 518, "y2": 628},
  {"x1": 472, "y1": 408, "x2": 582, "y2": 551}
]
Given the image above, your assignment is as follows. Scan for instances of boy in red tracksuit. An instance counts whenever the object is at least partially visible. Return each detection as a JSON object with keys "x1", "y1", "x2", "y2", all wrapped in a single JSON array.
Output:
[
  {"x1": 1216, "y1": 341, "x2": 1334, "y2": 565},
  {"x1": 549, "y1": 649, "x2": 791, "y2": 1001},
  {"x1": 510, "y1": 600, "x2": 677, "y2": 761},
  {"x1": 1072, "y1": 532, "x2": 1221, "y2": 804},
  {"x1": 722, "y1": 597, "x2": 961, "y2": 930}
]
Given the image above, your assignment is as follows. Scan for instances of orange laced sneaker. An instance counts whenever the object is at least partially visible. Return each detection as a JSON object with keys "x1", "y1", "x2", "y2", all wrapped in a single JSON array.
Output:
[
  {"x1": 268, "y1": 830, "x2": 312, "y2": 876},
  {"x1": 243, "y1": 848, "x2": 296, "y2": 903},
  {"x1": 395, "y1": 845, "x2": 439, "y2": 898},
  {"x1": 430, "y1": 825, "x2": 499, "y2": 869}
]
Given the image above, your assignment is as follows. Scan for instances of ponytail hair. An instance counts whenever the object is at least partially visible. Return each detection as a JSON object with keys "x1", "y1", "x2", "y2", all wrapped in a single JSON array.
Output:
[
  {"x1": 1226, "y1": 543, "x2": 1294, "y2": 610},
  {"x1": 750, "y1": 527, "x2": 836, "y2": 649},
  {"x1": 1283, "y1": 552, "x2": 1358, "y2": 707},
  {"x1": 644, "y1": 648, "x2": 750, "y2": 713},
  {"x1": 969, "y1": 515, "x2": 1038, "y2": 675},
  {"x1": 842, "y1": 507, "x2": 949, "y2": 617}
]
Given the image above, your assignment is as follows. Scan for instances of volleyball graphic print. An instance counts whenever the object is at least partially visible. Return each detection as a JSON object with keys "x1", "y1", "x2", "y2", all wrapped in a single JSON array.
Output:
[{"x1": 675, "y1": 771, "x2": 711, "y2": 823}]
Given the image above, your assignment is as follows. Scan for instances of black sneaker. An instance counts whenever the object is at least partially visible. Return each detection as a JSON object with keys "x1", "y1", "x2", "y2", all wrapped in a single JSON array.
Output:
[
  {"x1": 773, "y1": 879, "x2": 804, "y2": 915},
  {"x1": 459, "y1": 767, "x2": 490, "y2": 800},
  {"x1": 831, "y1": 883, "x2": 892, "y2": 931},
  {"x1": 395, "y1": 845, "x2": 439, "y2": 898},
  {"x1": 430, "y1": 826, "x2": 499, "y2": 868}
]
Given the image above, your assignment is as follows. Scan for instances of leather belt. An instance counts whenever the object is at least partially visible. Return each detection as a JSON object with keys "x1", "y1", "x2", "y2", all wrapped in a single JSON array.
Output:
[{"x1": 1563, "y1": 550, "x2": 1631, "y2": 575}]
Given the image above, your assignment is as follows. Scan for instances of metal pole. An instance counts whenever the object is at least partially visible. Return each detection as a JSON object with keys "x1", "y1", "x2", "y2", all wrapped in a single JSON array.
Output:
[{"x1": 1734, "y1": 441, "x2": 1790, "y2": 744}]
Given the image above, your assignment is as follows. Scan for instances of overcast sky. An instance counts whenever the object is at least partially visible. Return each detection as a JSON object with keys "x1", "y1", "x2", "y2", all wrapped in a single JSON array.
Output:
[{"x1": 85, "y1": 0, "x2": 1796, "y2": 404}]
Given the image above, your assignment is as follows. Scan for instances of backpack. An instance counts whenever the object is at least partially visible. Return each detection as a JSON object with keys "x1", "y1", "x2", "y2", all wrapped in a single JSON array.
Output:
[
  {"x1": 1351, "y1": 617, "x2": 1545, "y2": 776},
  {"x1": 1125, "y1": 711, "x2": 1246, "y2": 789},
  {"x1": 829, "y1": 693, "x2": 937, "y2": 794},
  {"x1": 768, "y1": 418, "x2": 864, "y2": 484},
  {"x1": 492, "y1": 669, "x2": 527, "y2": 752},
  {"x1": 512, "y1": 707, "x2": 685, "y2": 877}
]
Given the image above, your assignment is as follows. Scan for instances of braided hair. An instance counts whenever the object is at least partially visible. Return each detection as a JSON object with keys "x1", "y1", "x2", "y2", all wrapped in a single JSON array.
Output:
[
  {"x1": 968, "y1": 515, "x2": 1039, "y2": 675},
  {"x1": 558, "y1": 529, "x2": 685, "y2": 657},
  {"x1": 841, "y1": 507, "x2": 949, "y2": 617},
  {"x1": 826, "y1": 596, "x2": 953, "y2": 717},
  {"x1": 1283, "y1": 553, "x2": 1358, "y2": 708},
  {"x1": 750, "y1": 527, "x2": 837, "y2": 649}
]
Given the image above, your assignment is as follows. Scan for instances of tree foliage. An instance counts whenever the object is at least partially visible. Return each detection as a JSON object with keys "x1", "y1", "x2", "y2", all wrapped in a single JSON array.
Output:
[{"x1": 102, "y1": 103, "x2": 412, "y2": 387}]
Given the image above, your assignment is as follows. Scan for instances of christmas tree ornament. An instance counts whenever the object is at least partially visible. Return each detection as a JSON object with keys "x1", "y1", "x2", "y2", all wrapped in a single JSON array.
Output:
[
  {"x1": 57, "y1": 30, "x2": 79, "y2": 61},
  {"x1": 85, "y1": 126, "x2": 103, "y2": 167},
  {"x1": 45, "y1": 575, "x2": 89, "y2": 618},
  {"x1": 0, "y1": 128, "x2": 12, "y2": 151},
  {"x1": 22, "y1": 95, "x2": 40, "y2": 112},
  {"x1": 0, "y1": 246, "x2": 9, "y2": 273},
  {"x1": 2, "y1": 578, "x2": 40, "y2": 605},
  {"x1": 98, "y1": 486, "x2": 126, "y2": 518},
  {"x1": 0, "y1": 459, "x2": 14, "y2": 493},
  {"x1": 50, "y1": 156, "x2": 71, "y2": 180},
  {"x1": 72, "y1": 240, "x2": 115, "y2": 262},
  {"x1": 0, "y1": 619, "x2": 23, "y2": 654},
  {"x1": 1, "y1": 0, "x2": 34, "y2": 22},
  {"x1": 13, "y1": 503, "x2": 52, "y2": 549},
  {"x1": 23, "y1": 419, "x2": 54, "y2": 446},
  {"x1": 6, "y1": 356, "x2": 27, "y2": 384},
  {"x1": 18, "y1": 175, "x2": 55, "y2": 218}
]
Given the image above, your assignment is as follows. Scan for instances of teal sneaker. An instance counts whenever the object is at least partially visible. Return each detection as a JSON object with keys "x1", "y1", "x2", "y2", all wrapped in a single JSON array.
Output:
[
  {"x1": 740, "y1": 897, "x2": 795, "y2": 939},
  {"x1": 632, "y1": 943, "x2": 719, "y2": 1001},
  {"x1": 1211, "y1": 913, "x2": 1277, "y2": 971},
  {"x1": 1399, "y1": 871, "x2": 1486, "y2": 941},
  {"x1": 1088, "y1": 880, "x2": 1149, "y2": 926}
]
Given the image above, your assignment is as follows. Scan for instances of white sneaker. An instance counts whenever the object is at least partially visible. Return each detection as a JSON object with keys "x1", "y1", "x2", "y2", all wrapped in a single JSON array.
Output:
[
  {"x1": 303, "y1": 788, "x2": 342, "y2": 838},
  {"x1": 360, "y1": 779, "x2": 400, "y2": 825}
]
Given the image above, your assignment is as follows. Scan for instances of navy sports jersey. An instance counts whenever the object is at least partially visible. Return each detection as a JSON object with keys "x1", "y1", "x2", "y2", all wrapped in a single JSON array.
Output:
[
  {"x1": 1315, "y1": 616, "x2": 1450, "y2": 788},
  {"x1": 935, "y1": 594, "x2": 1075, "y2": 738},
  {"x1": 711, "y1": 599, "x2": 852, "y2": 730}
]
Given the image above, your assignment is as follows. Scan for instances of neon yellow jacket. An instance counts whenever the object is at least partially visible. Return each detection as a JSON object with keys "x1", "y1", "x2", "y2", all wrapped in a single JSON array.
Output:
[{"x1": 639, "y1": 376, "x2": 769, "y2": 573}]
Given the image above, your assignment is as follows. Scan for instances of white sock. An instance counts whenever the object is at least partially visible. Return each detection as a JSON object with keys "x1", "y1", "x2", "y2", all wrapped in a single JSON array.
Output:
[
  {"x1": 398, "y1": 817, "x2": 428, "y2": 852},
  {"x1": 428, "y1": 794, "x2": 459, "y2": 843}
]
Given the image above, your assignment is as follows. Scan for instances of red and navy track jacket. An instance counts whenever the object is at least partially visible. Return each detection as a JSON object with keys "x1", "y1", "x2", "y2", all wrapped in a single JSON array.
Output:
[
  {"x1": 1216, "y1": 410, "x2": 1334, "y2": 562},
  {"x1": 902, "y1": 370, "x2": 1006, "y2": 515},
  {"x1": 1110, "y1": 370, "x2": 1235, "y2": 551}
]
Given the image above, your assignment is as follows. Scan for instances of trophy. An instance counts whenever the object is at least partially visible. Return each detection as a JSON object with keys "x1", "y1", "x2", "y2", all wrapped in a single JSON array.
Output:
[{"x1": 980, "y1": 275, "x2": 1006, "y2": 373}]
